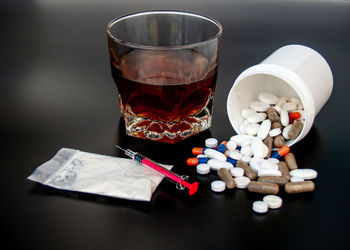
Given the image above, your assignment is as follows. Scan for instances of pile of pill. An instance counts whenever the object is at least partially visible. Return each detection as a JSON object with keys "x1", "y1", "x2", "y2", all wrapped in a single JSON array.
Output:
[
  {"x1": 186, "y1": 134, "x2": 318, "y2": 214},
  {"x1": 239, "y1": 93, "x2": 304, "y2": 148}
]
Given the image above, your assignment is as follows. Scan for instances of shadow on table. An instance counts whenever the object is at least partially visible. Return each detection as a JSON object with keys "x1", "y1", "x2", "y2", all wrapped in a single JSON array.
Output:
[{"x1": 29, "y1": 183, "x2": 152, "y2": 214}]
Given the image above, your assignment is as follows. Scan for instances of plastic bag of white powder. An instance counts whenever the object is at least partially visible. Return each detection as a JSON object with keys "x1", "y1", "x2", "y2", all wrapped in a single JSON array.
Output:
[{"x1": 28, "y1": 148, "x2": 172, "y2": 202}]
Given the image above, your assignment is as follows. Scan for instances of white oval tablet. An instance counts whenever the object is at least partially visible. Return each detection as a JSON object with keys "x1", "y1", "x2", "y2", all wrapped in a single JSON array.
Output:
[
  {"x1": 208, "y1": 159, "x2": 233, "y2": 171},
  {"x1": 230, "y1": 135, "x2": 254, "y2": 146},
  {"x1": 290, "y1": 169, "x2": 318, "y2": 180},
  {"x1": 234, "y1": 176, "x2": 251, "y2": 189},
  {"x1": 257, "y1": 119, "x2": 271, "y2": 140},
  {"x1": 246, "y1": 124, "x2": 260, "y2": 136},
  {"x1": 211, "y1": 180, "x2": 226, "y2": 192},
  {"x1": 204, "y1": 148, "x2": 226, "y2": 161},
  {"x1": 241, "y1": 108, "x2": 257, "y2": 119},
  {"x1": 197, "y1": 164, "x2": 210, "y2": 175},
  {"x1": 241, "y1": 146, "x2": 252, "y2": 156},
  {"x1": 205, "y1": 138, "x2": 218, "y2": 148},
  {"x1": 282, "y1": 102, "x2": 297, "y2": 112},
  {"x1": 280, "y1": 110, "x2": 289, "y2": 127},
  {"x1": 258, "y1": 169, "x2": 282, "y2": 177},
  {"x1": 263, "y1": 195, "x2": 283, "y2": 209},
  {"x1": 250, "y1": 101, "x2": 270, "y2": 112},
  {"x1": 229, "y1": 150, "x2": 242, "y2": 160},
  {"x1": 290, "y1": 176, "x2": 304, "y2": 182},
  {"x1": 230, "y1": 167, "x2": 244, "y2": 177},
  {"x1": 252, "y1": 201, "x2": 268, "y2": 213},
  {"x1": 258, "y1": 93, "x2": 279, "y2": 104},
  {"x1": 282, "y1": 125, "x2": 293, "y2": 140},
  {"x1": 269, "y1": 128, "x2": 281, "y2": 137}
]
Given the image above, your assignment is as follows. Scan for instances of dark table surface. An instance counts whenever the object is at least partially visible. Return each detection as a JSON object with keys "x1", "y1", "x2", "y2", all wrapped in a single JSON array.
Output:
[{"x1": 2, "y1": 0, "x2": 350, "y2": 249}]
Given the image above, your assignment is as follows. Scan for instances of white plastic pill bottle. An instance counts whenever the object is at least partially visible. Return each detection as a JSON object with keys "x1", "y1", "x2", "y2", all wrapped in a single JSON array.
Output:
[{"x1": 227, "y1": 44, "x2": 333, "y2": 146}]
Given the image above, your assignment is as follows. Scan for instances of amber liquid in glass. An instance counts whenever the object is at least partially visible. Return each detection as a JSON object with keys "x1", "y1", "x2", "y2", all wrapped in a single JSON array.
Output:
[{"x1": 110, "y1": 49, "x2": 217, "y2": 143}]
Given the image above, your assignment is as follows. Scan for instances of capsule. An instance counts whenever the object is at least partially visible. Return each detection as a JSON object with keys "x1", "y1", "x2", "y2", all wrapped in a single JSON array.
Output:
[
  {"x1": 263, "y1": 135, "x2": 273, "y2": 158},
  {"x1": 267, "y1": 106, "x2": 280, "y2": 122},
  {"x1": 186, "y1": 157, "x2": 208, "y2": 166},
  {"x1": 236, "y1": 160, "x2": 257, "y2": 180},
  {"x1": 218, "y1": 168, "x2": 236, "y2": 189},
  {"x1": 288, "y1": 121, "x2": 303, "y2": 139},
  {"x1": 284, "y1": 181, "x2": 315, "y2": 194},
  {"x1": 247, "y1": 181, "x2": 279, "y2": 194},
  {"x1": 284, "y1": 152, "x2": 298, "y2": 170},
  {"x1": 271, "y1": 122, "x2": 283, "y2": 130},
  {"x1": 273, "y1": 135, "x2": 285, "y2": 148},
  {"x1": 216, "y1": 141, "x2": 227, "y2": 153},
  {"x1": 289, "y1": 112, "x2": 301, "y2": 124},
  {"x1": 258, "y1": 176, "x2": 289, "y2": 187},
  {"x1": 271, "y1": 146, "x2": 290, "y2": 159},
  {"x1": 278, "y1": 161, "x2": 291, "y2": 180}
]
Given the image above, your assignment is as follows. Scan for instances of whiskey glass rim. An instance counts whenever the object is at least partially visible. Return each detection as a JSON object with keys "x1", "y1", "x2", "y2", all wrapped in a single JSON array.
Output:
[{"x1": 107, "y1": 10, "x2": 223, "y2": 50}]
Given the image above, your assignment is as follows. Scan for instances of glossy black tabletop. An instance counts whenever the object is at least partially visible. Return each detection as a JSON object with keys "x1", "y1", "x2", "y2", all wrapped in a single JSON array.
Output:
[{"x1": 2, "y1": 1, "x2": 349, "y2": 249}]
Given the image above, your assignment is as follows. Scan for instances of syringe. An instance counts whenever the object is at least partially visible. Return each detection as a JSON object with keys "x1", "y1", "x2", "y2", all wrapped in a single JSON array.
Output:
[{"x1": 115, "y1": 145, "x2": 198, "y2": 195}]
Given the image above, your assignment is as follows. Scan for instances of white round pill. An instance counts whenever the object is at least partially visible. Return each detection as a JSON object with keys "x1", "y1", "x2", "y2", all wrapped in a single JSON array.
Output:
[
  {"x1": 229, "y1": 150, "x2": 242, "y2": 160},
  {"x1": 290, "y1": 176, "x2": 304, "y2": 182},
  {"x1": 263, "y1": 195, "x2": 283, "y2": 209},
  {"x1": 226, "y1": 140, "x2": 237, "y2": 151},
  {"x1": 230, "y1": 167, "x2": 244, "y2": 177},
  {"x1": 269, "y1": 128, "x2": 281, "y2": 137},
  {"x1": 211, "y1": 180, "x2": 226, "y2": 192},
  {"x1": 205, "y1": 138, "x2": 218, "y2": 148},
  {"x1": 234, "y1": 176, "x2": 251, "y2": 189},
  {"x1": 290, "y1": 169, "x2": 318, "y2": 180},
  {"x1": 252, "y1": 201, "x2": 268, "y2": 213},
  {"x1": 258, "y1": 93, "x2": 279, "y2": 104},
  {"x1": 250, "y1": 101, "x2": 270, "y2": 112},
  {"x1": 197, "y1": 154, "x2": 206, "y2": 158},
  {"x1": 196, "y1": 164, "x2": 210, "y2": 175}
]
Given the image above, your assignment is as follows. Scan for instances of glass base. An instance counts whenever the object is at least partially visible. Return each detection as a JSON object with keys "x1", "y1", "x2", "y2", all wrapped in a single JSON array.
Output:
[{"x1": 122, "y1": 99, "x2": 213, "y2": 144}]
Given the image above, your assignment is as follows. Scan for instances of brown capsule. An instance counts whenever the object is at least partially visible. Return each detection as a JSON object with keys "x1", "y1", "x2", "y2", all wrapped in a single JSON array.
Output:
[
  {"x1": 284, "y1": 181, "x2": 315, "y2": 194},
  {"x1": 274, "y1": 134, "x2": 285, "y2": 148},
  {"x1": 236, "y1": 160, "x2": 257, "y2": 180},
  {"x1": 267, "y1": 106, "x2": 280, "y2": 123},
  {"x1": 248, "y1": 181, "x2": 279, "y2": 194},
  {"x1": 258, "y1": 176, "x2": 289, "y2": 187},
  {"x1": 284, "y1": 153, "x2": 298, "y2": 170},
  {"x1": 271, "y1": 122, "x2": 283, "y2": 130},
  {"x1": 218, "y1": 168, "x2": 236, "y2": 189},
  {"x1": 288, "y1": 121, "x2": 303, "y2": 139},
  {"x1": 278, "y1": 161, "x2": 291, "y2": 180},
  {"x1": 263, "y1": 135, "x2": 273, "y2": 158}
]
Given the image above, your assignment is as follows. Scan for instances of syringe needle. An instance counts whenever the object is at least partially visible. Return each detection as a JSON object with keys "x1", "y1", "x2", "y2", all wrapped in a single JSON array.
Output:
[{"x1": 115, "y1": 145, "x2": 126, "y2": 152}]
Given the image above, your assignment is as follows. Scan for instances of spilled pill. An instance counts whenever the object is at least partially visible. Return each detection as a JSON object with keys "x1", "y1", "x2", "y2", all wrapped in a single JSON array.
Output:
[
  {"x1": 248, "y1": 181, "x2": 279, "y2": 194},
  {"x1": 211, "y1": 180, "x2": 226, "y2": 192},
  {"x1": 252, "y1": 201, "x2": 268, "y2": 213},
  {"x1": 284, "y1": 181, "x2": 315, "y2": 194},
  {"x1": 263, "y1": 195, "x2": 283, "y2": 209},
  {"x1": 218, "y1": 168, "x2": 236, "y2": 189}
]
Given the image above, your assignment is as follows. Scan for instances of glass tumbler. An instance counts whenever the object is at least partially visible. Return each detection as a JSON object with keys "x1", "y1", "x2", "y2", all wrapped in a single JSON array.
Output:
[{"x1": 107, "y1": 11, "x2": 222, "y2": 143}]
